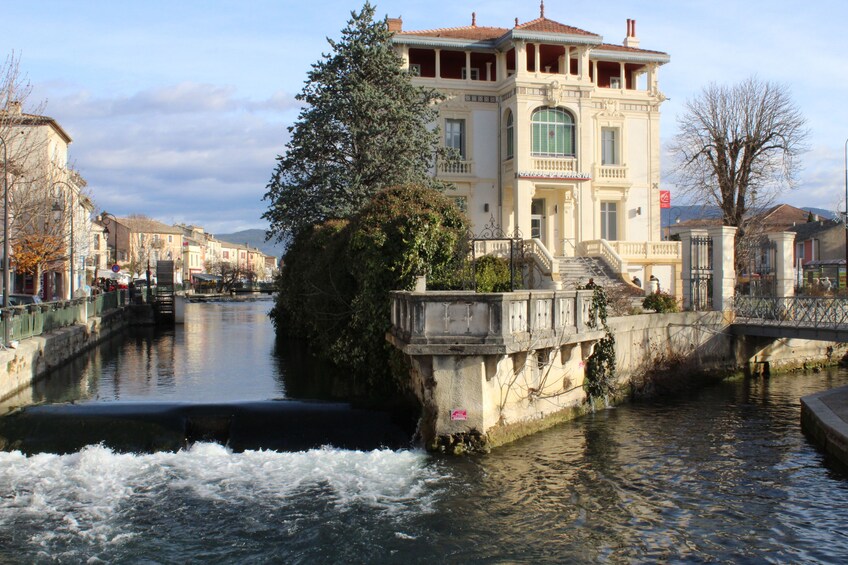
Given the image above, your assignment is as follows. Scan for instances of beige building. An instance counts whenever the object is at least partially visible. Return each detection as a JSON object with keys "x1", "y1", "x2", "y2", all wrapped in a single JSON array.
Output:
[
  {"x1": 392, "y1": 8, "x2": 680, "y2": 290},
  {"x1": 1, "y1": 102, "x2": 90, "y2": 299},
  {"x1": 102, "y1": 216, "x2": 184, "y2": 282}
]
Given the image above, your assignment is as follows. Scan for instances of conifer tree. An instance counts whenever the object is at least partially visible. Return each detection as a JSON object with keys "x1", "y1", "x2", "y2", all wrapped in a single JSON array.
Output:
[{"x1": 263, "y1": 2, "x2": 444, "y2": 240}]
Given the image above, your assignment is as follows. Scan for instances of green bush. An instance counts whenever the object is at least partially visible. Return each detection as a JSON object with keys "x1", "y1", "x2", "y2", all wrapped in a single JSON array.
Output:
[
  {"x1": 642, "y1": 291, "x2": 679, "y2": 313},
  {"x1": 474, "y1": 255, "x2": 513, "y2": 292},
  {"x1": 271, "y1": 184, "x2": 468, "y2": 395}
]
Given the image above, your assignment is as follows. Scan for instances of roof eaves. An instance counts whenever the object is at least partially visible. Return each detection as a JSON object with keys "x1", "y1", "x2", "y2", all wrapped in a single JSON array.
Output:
[
  {"x1": 591, "y1": 47, "x2": 670, "y2": 65},
  {"x1": 393, "y1": 34, "x2": 498, "y2": 50},
  {"x1": 501, "y1": 29, "x2": 602, "y2": 48}
]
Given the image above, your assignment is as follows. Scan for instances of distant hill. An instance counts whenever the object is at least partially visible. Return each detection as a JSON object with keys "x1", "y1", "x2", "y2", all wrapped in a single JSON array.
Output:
[
  {"x1": 214, "y1": 229, "x2": 287, "y2": 259},
  {"x1": 661, "y1": 205, "x2": 837, "y2": 225}
]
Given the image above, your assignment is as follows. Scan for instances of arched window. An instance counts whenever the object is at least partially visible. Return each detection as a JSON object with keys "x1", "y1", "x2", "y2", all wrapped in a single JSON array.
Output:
[
  {"x1": 531, "y1": 107, "x2": 575, "y2": 157},
  {"x1": 505, "y1": 110, "x2": 514, "y2": 159}
]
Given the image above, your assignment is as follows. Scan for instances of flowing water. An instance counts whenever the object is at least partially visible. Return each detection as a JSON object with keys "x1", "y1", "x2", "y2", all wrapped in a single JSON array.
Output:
[{"x1": 1, "y1": 299, "x2": 848, "y2": 563}]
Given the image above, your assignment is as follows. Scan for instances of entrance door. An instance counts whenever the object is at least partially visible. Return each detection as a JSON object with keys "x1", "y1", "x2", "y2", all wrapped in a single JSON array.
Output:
[{"x1": 531, "y1": 198, "x2": 545, "y2": 243}]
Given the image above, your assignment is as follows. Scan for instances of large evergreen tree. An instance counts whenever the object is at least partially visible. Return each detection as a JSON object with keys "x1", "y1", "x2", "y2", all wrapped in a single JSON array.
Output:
[{"x1": 263, "y1": 2, "x2": 444, "y2": 240}]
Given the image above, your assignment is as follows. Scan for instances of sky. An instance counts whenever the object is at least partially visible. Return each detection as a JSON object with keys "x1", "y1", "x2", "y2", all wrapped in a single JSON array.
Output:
[{"x1": 4, "y1": 0, "x2": 848, "y2": 234}]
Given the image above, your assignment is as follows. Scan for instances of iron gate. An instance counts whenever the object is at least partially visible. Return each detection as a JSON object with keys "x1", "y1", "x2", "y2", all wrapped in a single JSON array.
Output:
[{"x1": 690, "y1": 235, "x2": 713, "y2": 311}]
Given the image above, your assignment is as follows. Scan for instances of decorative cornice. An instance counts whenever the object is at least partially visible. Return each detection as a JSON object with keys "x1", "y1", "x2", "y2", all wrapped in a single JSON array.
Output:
[
  {"x1": 591, "y1": 49, "x2": 670, "y2": 65},
  {"x1": 505, "y1": 30, "x2": 602, "y2": 47}
]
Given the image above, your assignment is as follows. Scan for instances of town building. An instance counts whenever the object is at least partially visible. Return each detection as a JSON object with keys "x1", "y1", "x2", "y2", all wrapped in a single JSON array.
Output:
[
  {"x1": 99, "y1": 216, "x2": 184, "y2": 282},
  {"x1": 391, "y1": 5, "x2": 677, "y2": 289},
  {"x1": 788, "y1": 218, "x2": 845, "y2": 290},
  {"x1": 0, "y1": 102, "x2": 90, "y2": 299}
]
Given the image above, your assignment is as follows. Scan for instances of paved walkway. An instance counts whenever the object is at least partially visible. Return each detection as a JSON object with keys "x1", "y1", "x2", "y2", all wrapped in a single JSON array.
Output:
[{"x1": 801, "y1": 385, "x2": 848, "y2": 468}]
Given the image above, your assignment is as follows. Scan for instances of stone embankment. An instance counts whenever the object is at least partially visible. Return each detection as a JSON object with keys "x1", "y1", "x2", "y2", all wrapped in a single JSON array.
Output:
[
  {"x1": 0, "y1": 304, "x2": 150, "y2": 404},
  {"x1": 388, "y1": 289, "x2": 844, "y2": 454}
]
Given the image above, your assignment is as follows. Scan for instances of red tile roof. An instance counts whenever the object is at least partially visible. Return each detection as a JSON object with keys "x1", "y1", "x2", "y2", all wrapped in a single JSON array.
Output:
[
  {"x1": 515, "y1": 17, "x2": 596, "y2": 36},
  {"x1": 400, "y1": 25, "x2": 509, "y2": 41},
  {"x1": 595, "y1": 43, "x2": 669, "y2": 56},
  {"x1": 397, "y1": 17, "x2": 667, "y2": 56}
]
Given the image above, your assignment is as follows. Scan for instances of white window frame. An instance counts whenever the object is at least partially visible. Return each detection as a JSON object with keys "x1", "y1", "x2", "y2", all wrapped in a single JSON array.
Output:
[
  {"x1": 600, "y1": 201, "x2": 618, "y2": 241},
  {"x1": 461, "y1": 67, "x2": 480, "y2": 80},
  {"x1": 445, "y1": 118, "x2": 466, "y2": 160},
  {"x1": 601, "y1": 127, "x2": 619, "y2": 165}
]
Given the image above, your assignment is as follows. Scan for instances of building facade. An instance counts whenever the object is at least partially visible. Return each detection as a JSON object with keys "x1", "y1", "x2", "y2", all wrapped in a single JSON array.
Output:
[
  {"x1": 392, "y1": 7, "x2": 675, "y2": 288},
  {"x1": 1, "y1": 102, "x2": 90, "y2": 299}
]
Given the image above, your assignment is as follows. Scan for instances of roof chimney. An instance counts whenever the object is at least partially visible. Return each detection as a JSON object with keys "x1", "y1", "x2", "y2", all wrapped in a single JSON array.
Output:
[
  {"x1": 624, "y1": 18, "x2": 640, "y2": 48},
  {"x1": 7, "y1": 100, "x2": 22, "y2": 115},
  {"x1": 540, "y1": 0, "x2": 545, "y2": 18},
  {"x1": 471, "y1": 12, "x2": 476, "y2": 27},
  {"x1": 387, "y1": 17, "x2": 403, "y2": 33}
]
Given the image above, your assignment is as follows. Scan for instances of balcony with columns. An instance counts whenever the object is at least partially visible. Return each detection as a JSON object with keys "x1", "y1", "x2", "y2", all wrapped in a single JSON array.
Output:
[{"x1": 400, "y1": 42, "x2": 663, "y2": 97}]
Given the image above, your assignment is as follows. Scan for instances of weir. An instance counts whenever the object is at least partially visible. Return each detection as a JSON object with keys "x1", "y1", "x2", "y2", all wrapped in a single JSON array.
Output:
[{"x1": 0, "y1": 401, "x2": 414, "y2": 455}]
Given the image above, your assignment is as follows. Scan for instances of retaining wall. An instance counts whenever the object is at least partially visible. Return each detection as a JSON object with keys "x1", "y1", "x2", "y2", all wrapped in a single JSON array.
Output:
[
  {"x1": 389, "y1": 290, "x2": 844, "y2": 453},
  {"x1": 0, "y1": 307, "x2": 134, "y2": 402}
]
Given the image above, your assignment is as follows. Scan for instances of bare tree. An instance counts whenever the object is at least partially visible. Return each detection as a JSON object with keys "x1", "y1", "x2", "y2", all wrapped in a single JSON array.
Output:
[
  {"x1": 0, "y1": 52, "x2": 93, "y2": 297},
  {"x1": 205, "y1": 259, "x2": 254, "y2": 292},
  {"x1": 670, "y1": 76, "x2": 808, "y2": 233}
]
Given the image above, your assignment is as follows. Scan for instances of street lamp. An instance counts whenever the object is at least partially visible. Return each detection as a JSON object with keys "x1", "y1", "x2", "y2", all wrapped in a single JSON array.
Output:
[
  {"x1": 53, "y1": 181, "x2": 75, "y2": 300},
  {"x1": 100, "y1": 211, "x2": 118, "y2": 270},
  {"x1": 0, "y1": 134, "x2": 8, "y2": 347}
]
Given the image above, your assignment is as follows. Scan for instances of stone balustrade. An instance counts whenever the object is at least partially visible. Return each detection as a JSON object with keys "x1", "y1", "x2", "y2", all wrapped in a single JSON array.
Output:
[{"x1": 389, "y1": 289, "x2": 597, "y2": 354}]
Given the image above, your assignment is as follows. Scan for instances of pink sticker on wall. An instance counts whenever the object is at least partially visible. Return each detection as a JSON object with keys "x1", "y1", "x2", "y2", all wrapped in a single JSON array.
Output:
[{"x1": 450, "y1": 409, "x2": 467, "y2": 421}]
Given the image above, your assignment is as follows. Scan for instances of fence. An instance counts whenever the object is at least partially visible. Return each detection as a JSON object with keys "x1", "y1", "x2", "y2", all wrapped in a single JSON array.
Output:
[{"x1": 0, "y1": 290, "x2": 127, "y2": 344}]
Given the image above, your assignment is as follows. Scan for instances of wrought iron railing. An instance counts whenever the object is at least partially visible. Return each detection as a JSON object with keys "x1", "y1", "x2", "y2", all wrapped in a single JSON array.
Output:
[
  {"x1": 0, "y1": 290, "x2": 128, "y2": 344},
  {"x1": 733, "y1": 296, "x2": 848, "y2": 328}
]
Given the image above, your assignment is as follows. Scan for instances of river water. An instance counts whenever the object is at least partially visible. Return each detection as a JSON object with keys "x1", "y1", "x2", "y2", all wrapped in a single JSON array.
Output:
[{"x1": 2, "y1": 299, "x2": 848, "y2": 563}]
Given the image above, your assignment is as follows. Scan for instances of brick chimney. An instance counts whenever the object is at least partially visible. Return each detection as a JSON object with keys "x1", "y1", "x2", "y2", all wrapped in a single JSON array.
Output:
[
  {"x1": 624, "y1": 19, "x2": 640, "y2": 48},
  {"x1": 387, "y1": 17, "x2": 403, "y2": 32}
]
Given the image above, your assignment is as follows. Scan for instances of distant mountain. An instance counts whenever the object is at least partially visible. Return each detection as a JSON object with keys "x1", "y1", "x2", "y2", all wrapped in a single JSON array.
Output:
[
  {"x1": 661, "y1": 205, "x2": 838, "y2": 225},
  {"x1": 214, "y1": 229, "x2": 287, "y2": 259}
]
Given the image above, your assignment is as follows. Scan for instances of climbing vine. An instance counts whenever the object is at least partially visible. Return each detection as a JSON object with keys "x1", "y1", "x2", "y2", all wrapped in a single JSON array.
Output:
[{"x1": 580, "y1": 285, "x2": 616, "y2": 401}]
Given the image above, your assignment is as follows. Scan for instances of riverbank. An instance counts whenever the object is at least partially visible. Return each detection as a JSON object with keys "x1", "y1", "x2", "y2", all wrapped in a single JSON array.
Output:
[
  {"x1": 0, "y1": 305, "x2": 141, "y2": 404},
  {"x1": 801, "y1": 384, "x2": 848, "y2": 468}
]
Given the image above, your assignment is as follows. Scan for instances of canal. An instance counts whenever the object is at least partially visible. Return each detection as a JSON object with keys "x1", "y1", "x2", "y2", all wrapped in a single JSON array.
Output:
[{"x1": 2, "y1": 299, "x2": 848, "y2": 562}]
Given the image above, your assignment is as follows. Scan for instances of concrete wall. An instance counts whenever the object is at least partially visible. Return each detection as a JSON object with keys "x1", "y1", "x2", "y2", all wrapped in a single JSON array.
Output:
[
  {"x1": 393, "y1": 296, "x2": 740, "y2": 453},
  {"x1": 0, "y1": 308, "x2": 132, "y2": 403},
  {"x1": 391, "y1": 287, "x2": 846, "y2": 454}
]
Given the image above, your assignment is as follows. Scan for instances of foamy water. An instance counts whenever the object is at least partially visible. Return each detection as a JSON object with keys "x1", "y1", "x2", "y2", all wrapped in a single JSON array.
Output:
[{"x1": 0, "y1": 444, "x2": 446, "y2": 563}]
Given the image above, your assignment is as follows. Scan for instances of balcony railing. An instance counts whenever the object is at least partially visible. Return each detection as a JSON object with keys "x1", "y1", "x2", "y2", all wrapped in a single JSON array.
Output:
[
  {"x1": 531, "y1": 156, "x2": 578, "y2": 173},
  {"x1": 593, "y1": 164, "x2": 629, "y2": 183},
  {"x1": 437, "y1": 160, "x2": 474, "y2": 175},
  {"x1": 609, "y1": 241, "x2": 682, "y2": 261}
]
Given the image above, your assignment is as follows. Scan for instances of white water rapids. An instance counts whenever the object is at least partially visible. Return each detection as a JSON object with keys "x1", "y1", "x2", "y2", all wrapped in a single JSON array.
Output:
[{"x1": 0, "y1": 444, "x2": 445, "y2": 562}]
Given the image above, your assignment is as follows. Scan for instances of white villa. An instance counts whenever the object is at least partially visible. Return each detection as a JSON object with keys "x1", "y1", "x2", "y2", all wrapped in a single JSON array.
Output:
[{"x1": 391, "y1": 4, "x2": 681, "y2": 292}]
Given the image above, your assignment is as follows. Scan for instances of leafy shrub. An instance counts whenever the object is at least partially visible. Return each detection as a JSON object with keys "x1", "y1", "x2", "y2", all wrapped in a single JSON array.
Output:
[
  {"x1": 271, "y1": 184, "x2": 468, "y2": 395},
  {"x1": 474, "y1": 255, "x2": 513, "y2": 292},
  {"x1": 642, "y1": 291, "x2": 679, "y2": 313}
]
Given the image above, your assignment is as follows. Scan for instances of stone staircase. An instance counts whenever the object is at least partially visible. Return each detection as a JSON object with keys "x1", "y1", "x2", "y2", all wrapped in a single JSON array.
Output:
[
  {"x1": 558, "y1": 256, "x2": 622, "y2": 289},
  {"x1": 557, "y1": 256, "x2": 645, "y2": 311}
]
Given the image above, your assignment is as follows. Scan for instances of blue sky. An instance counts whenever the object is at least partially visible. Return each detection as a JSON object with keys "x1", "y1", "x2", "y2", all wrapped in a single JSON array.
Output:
[{"x1": 5, "y1": 0, "x2": 848, "y2": 233}]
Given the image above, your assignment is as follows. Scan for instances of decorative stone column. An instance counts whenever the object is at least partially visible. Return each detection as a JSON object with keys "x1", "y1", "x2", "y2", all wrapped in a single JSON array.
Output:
[
  {"x1": 768, "y1": 231, "x2": 796, "y2": 298},
  {"x1": 707, "y1": 225, "x2": 737, "y2": 311}
]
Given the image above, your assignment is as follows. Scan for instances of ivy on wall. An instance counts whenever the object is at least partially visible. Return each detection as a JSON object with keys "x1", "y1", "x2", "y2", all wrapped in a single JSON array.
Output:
[{"x1": 581, "y1": 285, "x2": 617, "y2": 401}]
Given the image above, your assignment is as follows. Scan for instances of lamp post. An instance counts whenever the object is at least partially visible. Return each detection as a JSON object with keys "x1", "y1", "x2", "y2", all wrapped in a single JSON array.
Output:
[
  {"x1": 0, "y1": 134, "x2": 8, "y2": 347},
  {"x1": 100, "y1": 211, "x2": 118, "y2": 272},
  {"x1": 53, "y1": 181, "x2": 75, "y2": 300}
]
